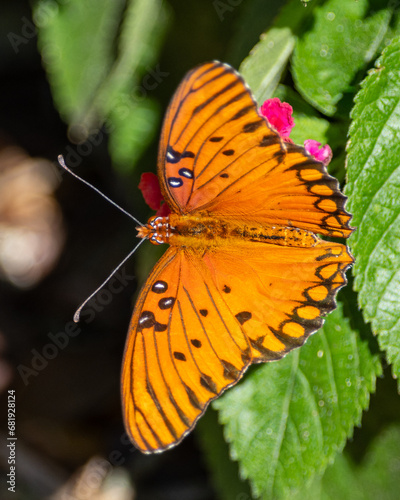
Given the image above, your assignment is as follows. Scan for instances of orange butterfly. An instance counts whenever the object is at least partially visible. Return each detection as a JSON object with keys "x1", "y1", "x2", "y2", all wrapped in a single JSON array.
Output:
[{"x1": 121, "y1": 61, "x2": 354, "y2": 453}]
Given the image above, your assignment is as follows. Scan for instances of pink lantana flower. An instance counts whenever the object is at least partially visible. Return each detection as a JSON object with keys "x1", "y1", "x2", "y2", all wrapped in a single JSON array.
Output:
[
  {"x1": 259, "y1": 98, "x2": 294, "y2": 142},
  {"x1": 303, "y1": 139, "x2": 332, "y2": 166},
  {"x1": 138, "y1": 172, "x2": 170, "y2": 216},
  {"x1": 260, "y1": 97, "x2": 332, "y2": 165}
]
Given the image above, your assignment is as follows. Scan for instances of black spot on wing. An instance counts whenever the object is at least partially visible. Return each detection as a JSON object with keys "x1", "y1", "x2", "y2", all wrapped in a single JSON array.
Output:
[
  {"x1": 178, "y1": 167, "x2": 194, "y2": 179},
  {"x1": 168, "y1": 177, "x2": 183, "y2": 188},
  {"x1": 242, "y1": 120, "x2": 263, "y2": 133},
  {"x1": 173, "y1": 351, "x2": 187, "y2": 361},
  {"x1": 200, "y1": 373, "x2": 218, "y2": 394},
  {"x1": 191, "y1": 339, "x2": 202, "y2": 348},
  {"x1": 154, "y1": 322, "x2": 167, "y2": 332},
  {"x1": 241, "y1": 347, "x2": 252, "y2": 364},
  {"x1": 184, "y1": 383, "x2": 203, "y2": 410},
  {"x1": 273, "y1": 150, "x2": 285, "y2": 162},
  {"x1": 166, "y1": 145, "x2": 195, "y2": 164},
  {"x1": 221, "y1": 359, "x2": 240, "y2": 380},
  {"x1": 138, "y1": 311, "x2": 155, "y2": 331},
  {"x1": 158, "y1": 297, "x2": 175, "y2": 310},
  {"x1": 259, "y1": 135, "x2": 280, "y2": 147},
  {"x1": 230, "y1": 105, "x2": 253, "y2": 120},
  {"x1": 235, "y1": 311, "x2": 252, "y2": 325},
  {"x1": 152, "y1": 280, "x2": 168, "y2": 293}
]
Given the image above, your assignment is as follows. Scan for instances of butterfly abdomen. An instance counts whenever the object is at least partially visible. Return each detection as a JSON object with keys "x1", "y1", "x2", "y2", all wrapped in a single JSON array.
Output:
[
  {"x1": 230, "y1": 223, "x2": 319, "y2": 247},
  {"x1": 139, "y1": 214, "x2": 319, "y2": 248}
]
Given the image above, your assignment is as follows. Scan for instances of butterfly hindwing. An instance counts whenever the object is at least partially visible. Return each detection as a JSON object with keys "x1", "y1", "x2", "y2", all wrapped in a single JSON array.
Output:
[
  {"x1": 203, "y1": 240, "x2": 353, "y2": 362},
  {"x1": 122, "y1": 238, "x2": 353, "y2": 452},
  {"x1": 158, "y1": 61, "x2": 352, "y2": 238},
  {"x1": 121, "y1": 247, "x2": 251, "y2": 453}
]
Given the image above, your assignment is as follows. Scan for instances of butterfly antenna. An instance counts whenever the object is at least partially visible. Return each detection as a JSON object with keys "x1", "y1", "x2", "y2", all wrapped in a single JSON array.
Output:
[
  {"x1": 73, "y1": 237, "x2": 146, "y2": 322},
  {"x1": 57, "y1": 155, "x2": 144, "y2": 227}
]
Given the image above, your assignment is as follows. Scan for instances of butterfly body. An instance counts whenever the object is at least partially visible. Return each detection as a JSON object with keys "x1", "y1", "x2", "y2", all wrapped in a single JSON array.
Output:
[
  {"x1": 138, "y1": 214, "x2": 319, "y2": 248},
  {"x1": 122, "y1": 61, "x2": 354, "y2": 453}
]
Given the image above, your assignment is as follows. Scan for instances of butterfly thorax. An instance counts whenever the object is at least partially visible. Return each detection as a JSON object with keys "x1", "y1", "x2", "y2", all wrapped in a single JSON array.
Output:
[{"x1": 137, "y1": 214, "x2": 319, "y2": 248}]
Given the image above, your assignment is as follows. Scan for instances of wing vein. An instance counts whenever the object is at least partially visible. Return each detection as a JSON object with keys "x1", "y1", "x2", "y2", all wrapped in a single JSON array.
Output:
[{"x1": 153, "y1": 318, "x2": 191, "y2": 428}]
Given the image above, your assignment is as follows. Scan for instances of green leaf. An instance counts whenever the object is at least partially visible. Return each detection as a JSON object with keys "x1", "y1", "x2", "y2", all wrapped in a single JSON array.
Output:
[
  {"x1": 107, "y1": 98, "x2": 159, "y2": 173},
  {"x1": 292, "y1": 0, "x2": 392, "y2": 115},
  {"x1": 35, "y1": 0, "x2": 125, "y2": 126},
  {"x1": 294, "y1": 425, "x2": 400, "y2": 500},
  {"x1": 226, "y1": 0, "x2": 282, "y2": 66},
  {"x1": 89, "y1": 0, "x2": 169, "y2": 125},
  {"x1": 345, "y1": 36, "x2": 400, "y2": 384},
  {"x1": 214, "y1": 303, "x2": 379, "y2": 499},
  {"x1": 196, "y1": 408, "x2": 252, "y2": 500},
  {"x1": 355, "y1": 425, "x2": 400, "y2": 500},
  {"x1": 275, "y1": 0, "x2": 325, "y2": 34},
  {"x1": 238, "y1": 0, "x2": 326, "y2": 103},
  {"x1": 240, "y1": 27, "x2": 296, "y2": 103},
  {"x1": 382, "y1": 7, "x2": 400, "y2": 49}
]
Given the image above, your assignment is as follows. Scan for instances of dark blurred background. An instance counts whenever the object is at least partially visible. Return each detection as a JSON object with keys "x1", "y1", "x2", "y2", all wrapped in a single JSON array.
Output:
[{"x1": 0, "y1": 1, "x2": 281, "y2": 498}]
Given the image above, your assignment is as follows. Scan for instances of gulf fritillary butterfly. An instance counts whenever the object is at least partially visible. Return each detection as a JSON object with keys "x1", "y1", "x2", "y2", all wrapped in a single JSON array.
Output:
[{"x1": 121, "y1": 61, "x2": 354, "y2": 453}]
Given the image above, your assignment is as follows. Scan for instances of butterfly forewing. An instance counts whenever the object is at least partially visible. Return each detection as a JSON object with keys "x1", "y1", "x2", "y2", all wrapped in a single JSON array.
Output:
[{"x1": 158, "y1": 61, "x2": 352, "y2": 238}]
